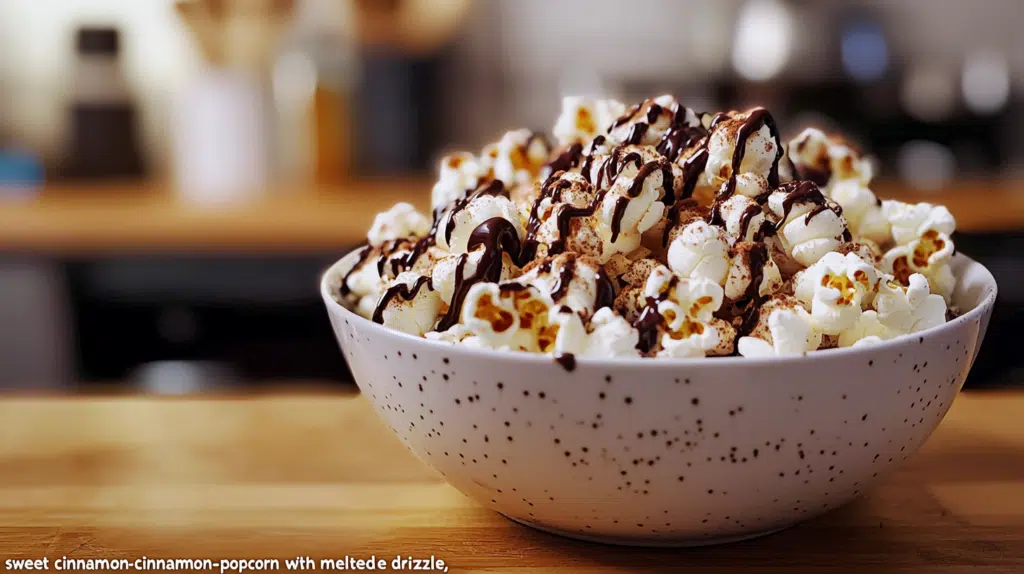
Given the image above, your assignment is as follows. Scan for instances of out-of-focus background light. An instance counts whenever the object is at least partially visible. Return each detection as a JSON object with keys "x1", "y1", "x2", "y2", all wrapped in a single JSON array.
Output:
[
  {"x1": 901, "y1": 63, "x2": 958, "y2": 123},
  {"x1": 962, "y1": 49, "x2": 1011, "y2": 115},
  {"x1": 840, "y1": 19, "x2": 889, "y2": 83},
  {"x1": 731, "y1": 0, "x2": 793, "y2": 82}
]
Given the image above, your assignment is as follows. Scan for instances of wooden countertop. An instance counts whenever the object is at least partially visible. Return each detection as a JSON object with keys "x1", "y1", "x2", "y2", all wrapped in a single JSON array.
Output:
[
  {"x1": 0, "y1": 179, "x2": 1021, "y2": 255},
  {"x1": 0, "y1": 389, "x2": 1021, "y2": 572}
]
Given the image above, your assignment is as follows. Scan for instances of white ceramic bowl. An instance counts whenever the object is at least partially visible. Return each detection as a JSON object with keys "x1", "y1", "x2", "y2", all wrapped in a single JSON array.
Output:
[{"x1": 320, "y1": 251, "x2": 997, "y2": 546}]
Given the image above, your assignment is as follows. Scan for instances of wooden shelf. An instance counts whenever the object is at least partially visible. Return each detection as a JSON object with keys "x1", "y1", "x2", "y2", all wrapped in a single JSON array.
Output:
[{"x1": 0, "y1": 178, "x2": 1019, "y2": 255}]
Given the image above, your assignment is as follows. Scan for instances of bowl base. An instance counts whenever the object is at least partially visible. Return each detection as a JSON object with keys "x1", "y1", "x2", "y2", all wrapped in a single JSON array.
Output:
[{"x1": 502, "y1": 513, "x2": 794, "y2": 548}]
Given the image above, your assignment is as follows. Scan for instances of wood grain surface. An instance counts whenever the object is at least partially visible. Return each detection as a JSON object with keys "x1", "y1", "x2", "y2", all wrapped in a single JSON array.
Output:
[
  {"x1": 0, "y1": 389, "x2": 1022, "y2": 572},
  {"x1": 0, "y1": 179, "x2": 1020, "y2": 254}
]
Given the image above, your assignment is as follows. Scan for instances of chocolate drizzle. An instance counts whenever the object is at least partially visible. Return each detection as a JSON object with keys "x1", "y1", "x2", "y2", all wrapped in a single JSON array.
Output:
[
  {"x1": 744, "y1": 243, "x2": 770, "y2": 303},
  {"x1": 520, "y1": 175, "x2": 575, "y2": 264},
  {"x1": 662, "y1": 148, "x2": 712, "y2": 246},
  {"x1": 580, "y1": 136, "x2": 606, "y2": 183},
  {"x1": 611, "y1": 103, "x2": 643, "y2": 129},
  {"x1": 609, "y1": 196, "x2": 629, "y2": 243},
  {"x1": 737, "y1": 202, "x2": 772, "y2": 241},
  {"x1": 546, "y1": 142, "x2": 584, "y2": 174},
  {"x1": 338, "y1": 245, "x2": 374, "y2": 297},
  {"x1": 717, "y1": 108, "x2": 784, "y2": 204},
  {"x1": 627, "y1": 159, "x2": 672, "y2": 199},
  {"x1": 444, "y1": 180, "x2": 508, "y2": 245},
  {"x1": 593, "y1": 268, "x2": 615, "y2": 311},
  {"x1": 596, "y1": 147, "x2": 642, "y2": 190},
  {"x1": 554, "y1": 353, "x2": 577, "y2": 372},
  {"x1": 370, "y1": 276, "x2": 433, "y2": 324},
  {"x1": 550, "y1": 255, "x2": 578, "y2": 302},
  {"x1": 775, "y1": 180, "x2": 828, "y2": 230},
  {"x1": 434, "y1": 216, "x2": 523, "y2": 332},
  {"x1": 392, "y1": 206, "x2": 443, "y2": 273},
  {"x1": 634, "y1": 297, "x2": 663, "y2": 353},
  {"x1": 625, "y1": 122, "x2": 649, "y2": 145}
]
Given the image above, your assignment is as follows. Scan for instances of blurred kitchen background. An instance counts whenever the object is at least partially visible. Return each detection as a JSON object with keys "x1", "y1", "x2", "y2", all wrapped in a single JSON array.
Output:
[{"x1": 0, "y1": 0, "x2": 1021, "y2": 392}]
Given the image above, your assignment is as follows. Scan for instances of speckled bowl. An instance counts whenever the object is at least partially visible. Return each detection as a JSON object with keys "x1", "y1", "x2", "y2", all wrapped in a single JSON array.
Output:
[{"x1": 320, "y1": 250, "x2": 996, "y2": 546}]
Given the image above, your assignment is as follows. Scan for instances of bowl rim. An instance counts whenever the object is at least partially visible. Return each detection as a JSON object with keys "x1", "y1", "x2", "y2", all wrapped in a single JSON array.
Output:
[{"x1": 320, "y1": 248, "x2": 998, "y2": 370}]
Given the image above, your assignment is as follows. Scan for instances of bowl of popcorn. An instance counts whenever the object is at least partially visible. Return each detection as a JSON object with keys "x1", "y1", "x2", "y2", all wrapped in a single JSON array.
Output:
[{"x1": 320, "y1": 95, "x2": 997, "y2": 546}]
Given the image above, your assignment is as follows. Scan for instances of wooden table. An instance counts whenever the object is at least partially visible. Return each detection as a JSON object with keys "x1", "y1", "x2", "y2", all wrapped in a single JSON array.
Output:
[
  {"x1": 0, "y1": 389, "x2": 1022, "y2": 572},
  {"x1": 0, "y1": 179, "x2": 1020, "y2": 254}
]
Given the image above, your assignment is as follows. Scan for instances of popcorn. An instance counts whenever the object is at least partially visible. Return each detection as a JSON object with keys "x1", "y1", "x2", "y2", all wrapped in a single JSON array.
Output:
[
  {"x1": 372, "y1": 272, "x2": 442, "y2": 336},
  {"x1": 642, "y1": 268, "x2": 735, "y2": 357},
  {"x1": 666, "y1": 220, "x2": 730, "y2": 284},
  {"x1": 837, "y1": 310, "x2": 889, "y2": 348},
  {"x1": 713, "y1": 194, "x2": 773, "y2": 245},
  {"x1": 493, "y1": 129, "x2": 552, "y2": 188},
  {"x1": 438, "y1": 185, "x2": 524, "y2": 254},
  {"x1": 767, "y1": 181, "x2": 850, "y2": 268},
  {"x1": 873, "y1": 273, "x2": 948, "y2": 335},
  {"x1": 606, "y1": 95, "x2": 700, "y2": 148},
  {"x1": 367, "y1": 203, "x2": 432, "y2": 247},
  {"x1": 788, "y1": 127, "x2": 874, "y2": 188},
  {"x1": 431, "y1": 248, "x2": 519, "y2": 307},
  {"x1": 705, "y1": 109, "x2": 781, "y2": 185},
  {"x1": 584, "y1": 307, "x2": 643, "y2": 357},
  {"x1": 335, "y1": 93, "x2": 965, "y2": 362},
  {"x1": 431, "y1": 153, "x2": 488, "y2": 212},
  {"x1": 515, "y1": 253, "x2": 614, "y2": 318},
  {"x1": 882, "y1": 200, "x2": 956, "y2": 247},
  {"x1": 830, "y1": 179, "x2": 890, "y2": 246},
  {"x1": 724, "y1": 242, "x2": 783, "y2": 302},
  {"x1": 460, "y1": 282, "x2": 527, "y2": 350},
  {"x1": 737, "y1": 304, "x2": 821, "y2": 357},
  {"x1": 793, "y1": 252, "x2": 878, "y2": 335},
  {"x1": 880, "y1": 200, "x2": 957, "y2": 301},
  {"x1": 552, "y1": 96, "x2": 627, "y2": 147}
]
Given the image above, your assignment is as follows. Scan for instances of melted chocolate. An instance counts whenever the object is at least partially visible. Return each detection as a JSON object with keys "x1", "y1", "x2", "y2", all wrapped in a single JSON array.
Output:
[
  {"x1": 435, "y1": 216, "x2": 522, "y2": 332},
  {"x1": 520, "y1": 176, "x2": 576, "y2": 265},
  {"x1": 611, "y1": 103, "x2": 643, "y2": 129},
  {"x1": 661, "y1": 146, "x2": 710, "y2": 247},
  {"x1": 499, "y1": 282, "x2": 529, "y2": 293},
  {"x1": 547, "y1": 142, "x2": 584, "y2": 174},
  {"x1": 775, "y1": 180, "x2": 827, "y2": 230},
  {"x1": 633, "y1": 297, "x2": 663, "y2": 353},
  {"x1": 443, "y1": 180, "x2": 508, "y2": 245},
  {"x1": 597, "y1": 147, "x2": 643, "y2": 190},
  {"x1": 550, "y1": 255, "x2": 578, "y2": 302},
  {"x1": 744, "y1": 243, "x2": 770, "y2": 303},
  {"x1": 554, "y1": 353, "x2": 577, "y2": 372},
  {"x1": 393, "y1": 207, "x2": 443, "y2": 273},
  {"x1": 580, "y1": 136, "x2": 606, "y2": 183},
  {"x1": 593, "y1": 268, "x2": 616, "y2": 311},
  {"x1": 701, "y1": 109, "x2": 785, "y2": 234},
  {"x1": 627, "y1": 160, "x2": 668, "y2": 198},
  {"x1": 737, "y1": 203, "x2": 763, "y2": 241},
  {"x1": 655, "y1": 102, "x2": 709, "y2": 162},
  {"x1": 609, "y1": 196, "x2": 629, "y2": 244},
  {"x1": 719, "y1": 108, "x2": 784, "y2": 202},
  {"x1": 370, "y1": 276, "x2": 433, "y2": 324},
  {"x1": 549, "y1": 196, "x2": 605, "y2": 256},
  {"x1": 625, "y1": 122, "x2": 649, "y2": 145},
  {"x1": 338, "y1": 245, "x2": 373, "y2": 297}
]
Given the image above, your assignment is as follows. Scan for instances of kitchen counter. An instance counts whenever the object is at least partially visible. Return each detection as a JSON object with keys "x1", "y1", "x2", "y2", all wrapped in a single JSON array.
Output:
[
  {"x1": 0, "y1": 389, "x2": 1021, "y2": 572},
  {"x1": 0, "y1": 179, "x2": 1021, "y2": 254}
]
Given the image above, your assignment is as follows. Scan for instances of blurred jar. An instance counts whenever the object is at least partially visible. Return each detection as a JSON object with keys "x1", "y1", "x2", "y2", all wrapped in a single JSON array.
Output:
[
  {"x1": 171, "y1": 69, "x2": 272, "y2": 205},
  {"x1": 273, "y1": 0, "x2": 360, "y2": 190},
  {"x1": 61, "y1": 26, "x2": 147, "y2": 180}
]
